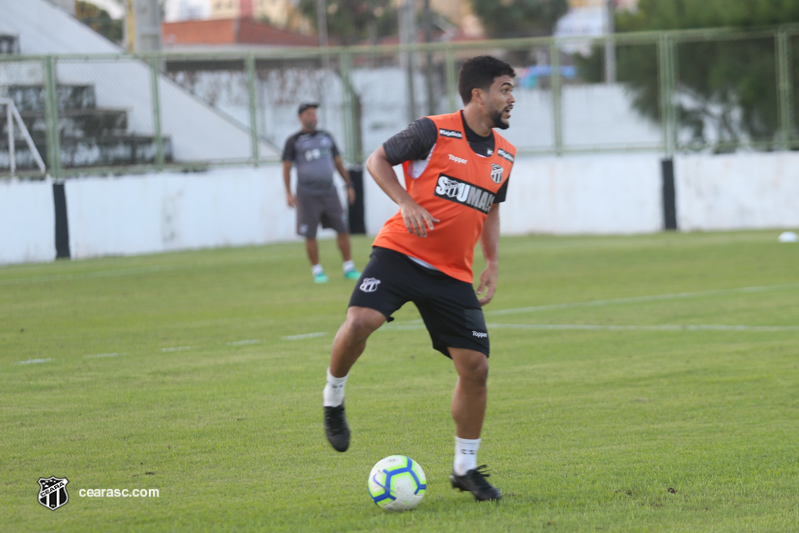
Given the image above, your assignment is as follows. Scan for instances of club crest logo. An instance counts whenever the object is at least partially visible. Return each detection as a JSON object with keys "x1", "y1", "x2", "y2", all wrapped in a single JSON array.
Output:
[
  {"x1": 490, "y1": 164, "x2": 504, "y2": 184},
  {"x1": 38, "y1": 476, "x2": 69, "y2": 511},
  {"x1": 359, "y1": 277, "x2": 381, "y2": 293}
]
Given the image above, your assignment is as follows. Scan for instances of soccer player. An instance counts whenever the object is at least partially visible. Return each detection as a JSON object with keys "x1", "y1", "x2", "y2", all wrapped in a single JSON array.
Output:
[
  {"x1": 283, "y1": 102, "x2": 360, "y2": 283},
  {"x1": 322, "y1": 56, "x2": 516, "y2": 502}
]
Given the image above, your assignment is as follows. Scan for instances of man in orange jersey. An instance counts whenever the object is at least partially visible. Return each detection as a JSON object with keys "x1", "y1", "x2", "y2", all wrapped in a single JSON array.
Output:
[{"x1": 323, "y1": 56, "x2": 516, "y2": 502}]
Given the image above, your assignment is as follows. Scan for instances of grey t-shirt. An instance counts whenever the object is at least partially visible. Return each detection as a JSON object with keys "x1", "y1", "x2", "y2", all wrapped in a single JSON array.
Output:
[{"x1": 282, "y1": 130, "x2": 341, "y2": 196}]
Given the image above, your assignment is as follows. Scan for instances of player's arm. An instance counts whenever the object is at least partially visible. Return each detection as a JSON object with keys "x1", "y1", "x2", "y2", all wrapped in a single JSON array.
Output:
[
  {"x1": 282, "y1": 135, "x2": 297, "y2": 208},
  {"x1": 368, "y1": 118, "x2": 440, "y2": 237},
  {"x1": 333, "y1": 155, "x2": 355, "y2": 205},
  {"x1": 282, "y1": 160, "x2": 295, "y2": 208},
  {"x1": 477, "y1": 203, "x2": 500, "y2": 305},
  {"x1": 366, "y1": 146, "x2": 439, "y2": 238}
]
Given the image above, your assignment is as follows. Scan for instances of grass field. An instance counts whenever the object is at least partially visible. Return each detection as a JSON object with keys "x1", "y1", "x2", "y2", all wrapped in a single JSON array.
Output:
[{"x1": 2, "y1": 230, "x2": 798, "y2": 532}]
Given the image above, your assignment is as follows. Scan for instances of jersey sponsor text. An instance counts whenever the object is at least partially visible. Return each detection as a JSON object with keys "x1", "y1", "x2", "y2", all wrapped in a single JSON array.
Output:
[
  {"x1": 434, "y1": 175, "x2": 495, "y2": 214},
  {"x1": 497, "y1": 148, "x2": 514, "y2": 162}
]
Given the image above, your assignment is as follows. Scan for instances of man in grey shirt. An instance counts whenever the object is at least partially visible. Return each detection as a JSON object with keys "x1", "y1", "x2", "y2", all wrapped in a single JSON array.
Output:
[{"x1": 283, "y1": 102, "x2": 360, "y2": 283}]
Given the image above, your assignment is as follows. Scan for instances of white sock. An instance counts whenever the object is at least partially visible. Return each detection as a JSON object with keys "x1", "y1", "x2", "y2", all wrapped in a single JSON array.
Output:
[
  {"x1": 453, "y1": 437, "x2": 481, "y2": 475},
  {"x1": 323, "y1": 368, "x2": 348, "y2": 407},
  {"x1": 312, "y1": 264, "x2": 324, "y2": 276},
  {"x1": 342, "y1": 260, "x2": 355, "y2": 273}
]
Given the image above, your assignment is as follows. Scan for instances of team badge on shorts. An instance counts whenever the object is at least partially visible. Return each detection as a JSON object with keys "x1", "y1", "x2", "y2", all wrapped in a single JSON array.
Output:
[
  {"x1": 38, "y1": 476, "x2": 69, "y2": 511},
  {"x1": 490, "y1": 164, "x2": 504, "y2": 184},
  {"x1": 359, "y1": 278, "x2": 381, "y2": 293}
]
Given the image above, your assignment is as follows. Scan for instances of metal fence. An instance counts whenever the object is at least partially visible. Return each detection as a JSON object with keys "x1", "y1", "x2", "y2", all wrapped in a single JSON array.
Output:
[{"x1": 1, "y1": 24, "x2": 797, "y2": 179}]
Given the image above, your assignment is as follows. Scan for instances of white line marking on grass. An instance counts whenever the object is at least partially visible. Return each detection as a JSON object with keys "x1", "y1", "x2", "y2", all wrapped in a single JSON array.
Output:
[
  {"x1": 13, "y1": 358, "x2": 52, "y2": 364},
  {"x1": 282, "y1": 332, "x2": 328, "y2": 341},
  {"x1": 84, "y1": 353, "x2": 119, "y2": 358},
  {"x1": 0, "y1": 265, "x2": 173, "y2": 285},
  {"x1": 485, "y1": 283, "x2": 799, "y2": 318},
  {"x1": 487, "y1": 323, "x2": 799, "y2": 332},
  {"x1": 161, "y1": 346, "x2": 193, "y2": 352},
  {"x1": 383, "y1": 323, "x2": 799, "y2": 333},
  {"x1": 226, "y1": 340, "x2": 261, "y2": 346}
]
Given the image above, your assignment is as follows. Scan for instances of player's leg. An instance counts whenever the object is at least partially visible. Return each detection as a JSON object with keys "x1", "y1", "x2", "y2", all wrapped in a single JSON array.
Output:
[
  {"x1": 323, "y1": 306, "x2": 385, "y2": 452},
  {"x1": 305, "y1": 237, "x2": 320, "y2": 265},
  {"x1": 320, "y1": 189, "x2": 359, "y2": 279},
  {"x1": 449, "y1": 347, "x2": 488, "y2": 441},
  {"x1": 323, "y1": 247, "x2": 410, "y2": 452},
  {"x1": 448, "y1": 347, "x2": 501, "y2": 501},
  {"x1": 297, "y1": 193, "x2": 327, "y2": 282},
  {"x1": 414, "y1": 273, "x2": 501, "y2": 501},
  {"x1": 329, "y1": 306, "x2": 386, "y2": 378}
]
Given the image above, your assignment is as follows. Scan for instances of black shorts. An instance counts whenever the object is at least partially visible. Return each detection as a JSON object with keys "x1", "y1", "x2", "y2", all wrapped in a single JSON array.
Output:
[
  {"x1": 348, "y1": 247, "x2": 489, "y2": 358},
  {"x1": 296, "y1": 189, "x2": 348, "y2": 238}
]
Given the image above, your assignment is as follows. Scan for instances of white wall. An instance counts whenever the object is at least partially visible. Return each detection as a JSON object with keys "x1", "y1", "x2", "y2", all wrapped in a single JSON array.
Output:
[
  {"x1": 675, "y1": 152, "x2": 799, "y2": 231},
  {"x1": 0, "y1": 179, "x2": 55, "y2": 264},
  {"x1": 63, "y1": 166, "x2": 339, "y2": 259},
  {"x1": 3, "y1": 152, "x2": 798, "y2": 266},
  {"x1": 364, "y1": 153, "x2": 664, "y2": 236}
]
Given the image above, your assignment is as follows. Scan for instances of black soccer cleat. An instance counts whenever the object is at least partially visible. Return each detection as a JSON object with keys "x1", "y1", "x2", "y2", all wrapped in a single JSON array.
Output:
[
  {"x1": 450, "y1": 465, "x2": 502, "y2": 501},
  {"x1": 323, "y1": 403, "x2": 350, "y2": 452}
]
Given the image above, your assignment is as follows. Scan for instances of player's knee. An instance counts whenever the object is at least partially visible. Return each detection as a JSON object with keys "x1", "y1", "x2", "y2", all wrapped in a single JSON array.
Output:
[
  {"x1": 345, "y1": 307, "x2": 384, "y2": 339},
  {"x1": 459, "y1": 353, "x2": 489, "y2": 387}
]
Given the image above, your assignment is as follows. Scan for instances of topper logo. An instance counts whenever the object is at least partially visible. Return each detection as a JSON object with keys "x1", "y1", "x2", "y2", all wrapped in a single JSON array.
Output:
[{"x1": 439, "y1": 128, "x2": 463, "y2": 139}]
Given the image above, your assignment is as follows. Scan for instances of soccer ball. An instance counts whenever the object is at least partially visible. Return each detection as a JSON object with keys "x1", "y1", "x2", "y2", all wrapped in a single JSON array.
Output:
[{"x1": 367, "y1": 455, "x2": 427, "y2": 511}]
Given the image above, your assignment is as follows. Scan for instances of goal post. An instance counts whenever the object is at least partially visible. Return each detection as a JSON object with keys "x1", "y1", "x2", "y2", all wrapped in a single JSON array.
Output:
[{"x1": 1, "y1": 97, "x2": 46, "y2": 176}]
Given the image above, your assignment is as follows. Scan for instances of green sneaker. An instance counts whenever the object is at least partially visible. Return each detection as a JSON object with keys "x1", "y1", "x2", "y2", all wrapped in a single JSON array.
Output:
[
  {"x1": 344, "y1": 269, "x2": 361, "y2": 280},
  {"x1": 314, "y1": 272, "x2": 329, "y2": 284}
]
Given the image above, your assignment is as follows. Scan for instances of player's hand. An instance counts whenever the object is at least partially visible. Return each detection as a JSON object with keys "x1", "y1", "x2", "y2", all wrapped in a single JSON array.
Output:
[
  {"x1": 286, "y1": 192, "x2": 296, "y2": 208},
  {"x1": 399, "y1": 200, "x2": 439, "y2": 238},
  {"x1": 477, "y1": 263, "x2": 498, "y2": 306},
  {"x1": 347, "y1": 186, "x2": 356, "y2": 205}
]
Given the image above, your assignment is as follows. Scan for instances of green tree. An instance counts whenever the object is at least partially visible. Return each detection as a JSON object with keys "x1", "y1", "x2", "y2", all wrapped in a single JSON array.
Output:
[
  {"x1": 577, "y1": 0, "x2": 799, "y2": 151},
  {"x1": 297, "y1": 0, "x2": 397, "y2": 45},
  {"x1": 469, "y1": 0, "x2": 569, "y2": 38},
  {"x1": 76, "y1": 1, "x2": 123, "y2": 44}
]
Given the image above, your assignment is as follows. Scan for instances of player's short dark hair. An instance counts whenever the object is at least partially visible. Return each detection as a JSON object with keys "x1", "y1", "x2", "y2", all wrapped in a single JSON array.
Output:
[{"x1": 458, "y1": 56, "x2": 516, "y2": 105}]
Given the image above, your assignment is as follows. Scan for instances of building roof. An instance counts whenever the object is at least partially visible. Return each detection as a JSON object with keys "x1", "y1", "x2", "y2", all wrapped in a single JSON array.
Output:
[{"x1": 162, "y1": 18, "x2": 319, "y2": 49}]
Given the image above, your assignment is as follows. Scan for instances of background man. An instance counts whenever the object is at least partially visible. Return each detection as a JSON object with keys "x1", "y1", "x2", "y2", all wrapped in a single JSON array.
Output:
[
  {"x1": 282, "y1": 102, "x2": 360, "y2": 283},
  {"x1": 322, "y1": 56, "x2": 517, "y2": 502}
]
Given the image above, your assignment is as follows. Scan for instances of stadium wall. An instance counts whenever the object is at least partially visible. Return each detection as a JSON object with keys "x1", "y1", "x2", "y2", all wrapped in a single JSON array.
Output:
[
  {"x1": 675, "y1": 153, "x2": 799, "y2": 231},
  {"x1": 2, "y1": 151, "x2": 798, "y2": 265},
  {"x1": 0, "y1": 179, "x2": 55, "y2": 264}
]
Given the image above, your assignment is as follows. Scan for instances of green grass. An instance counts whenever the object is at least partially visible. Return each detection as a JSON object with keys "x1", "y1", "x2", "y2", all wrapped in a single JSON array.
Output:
[{"x1": 2, "y1": 230, "x2": 798, "y2": 532}]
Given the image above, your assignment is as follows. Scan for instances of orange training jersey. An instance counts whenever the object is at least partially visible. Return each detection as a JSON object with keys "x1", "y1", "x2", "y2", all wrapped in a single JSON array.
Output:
[{"x1": 372, "y1": 112, "x2": 516, "y2": 283}]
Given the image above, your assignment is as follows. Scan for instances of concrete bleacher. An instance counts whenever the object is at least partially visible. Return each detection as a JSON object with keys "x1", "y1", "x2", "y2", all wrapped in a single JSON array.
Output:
[
  {"x1": 0, "y1": 0, "x2": 277, "y2": 175},
  {"x1": 1, "y1": 82, "x2": 173, "y2": 169}
]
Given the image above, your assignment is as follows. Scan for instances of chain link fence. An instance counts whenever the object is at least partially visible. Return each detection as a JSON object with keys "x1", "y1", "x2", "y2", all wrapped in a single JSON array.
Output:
[{"x1": 1, "y1": 25, "x2": 797, "y2": 178}]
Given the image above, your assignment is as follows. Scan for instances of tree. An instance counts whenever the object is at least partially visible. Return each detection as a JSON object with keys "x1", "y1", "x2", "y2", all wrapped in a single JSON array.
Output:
[
  {"x1": 76, "y1": 1, "x2": 123, "y2": 44},
  {"x1": 469, "y1": 0, "x2": 569, "y2": 39},
  {"x1": 296, "y1": 0, "x2": 398, "y2": 45},
  {"x1": 577, "y1": 0, "x2": 799, "y2": 151}
]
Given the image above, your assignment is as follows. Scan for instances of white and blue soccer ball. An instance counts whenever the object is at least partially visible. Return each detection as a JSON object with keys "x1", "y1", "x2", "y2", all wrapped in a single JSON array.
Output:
[{"x1": 367, "y1": 455, "x2": 427, "y2": 511}]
